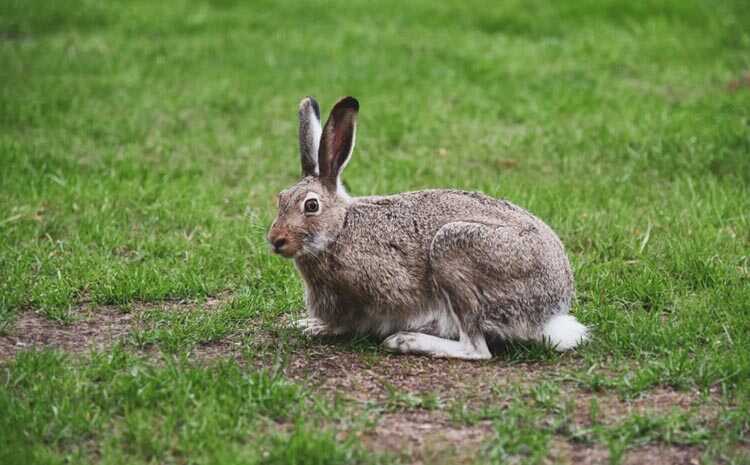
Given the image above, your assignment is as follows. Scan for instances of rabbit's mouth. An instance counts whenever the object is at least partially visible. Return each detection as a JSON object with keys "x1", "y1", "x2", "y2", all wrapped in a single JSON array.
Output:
[
  {"x1": 268, "y1": 232, "x2": 301, "y2": 258},
  {"x1": 274, "y1": 245, "x2": 297, "y2": 258},
  {"x1": 271, "y1": 238, "x2": 300, "y2": 258}
]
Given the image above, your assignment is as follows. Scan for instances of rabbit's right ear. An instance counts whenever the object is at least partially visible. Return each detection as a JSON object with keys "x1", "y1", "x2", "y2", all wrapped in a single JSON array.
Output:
[
  {"x1": 299, "y1": 96, "x2": 322, "y2": 177},
  {"x1": 318, "y1": 96, "x2": 358, "y2": 193}
]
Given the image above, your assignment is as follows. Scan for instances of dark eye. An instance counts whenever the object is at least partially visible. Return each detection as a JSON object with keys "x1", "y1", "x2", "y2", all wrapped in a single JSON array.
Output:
[{"x1": 304, "y1": 198, "x2": 319, "y2": 213}]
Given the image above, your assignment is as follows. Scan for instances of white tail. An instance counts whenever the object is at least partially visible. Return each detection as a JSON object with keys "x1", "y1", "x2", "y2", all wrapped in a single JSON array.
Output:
[{"x1": 542, "y1": 314, "x2": 589, "y2": 351}]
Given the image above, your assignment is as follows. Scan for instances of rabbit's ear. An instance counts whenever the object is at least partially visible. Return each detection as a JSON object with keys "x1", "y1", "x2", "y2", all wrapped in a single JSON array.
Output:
[
  {"x1": 299, "y1": 96, "x2": 322, "y2": 177},
  {"x1": 318, "y1": 96, "x2": 358, "y2": 192}
]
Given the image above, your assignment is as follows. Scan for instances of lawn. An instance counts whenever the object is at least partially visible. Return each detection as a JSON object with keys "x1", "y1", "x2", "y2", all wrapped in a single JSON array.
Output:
[{"x1": 1, "y1": 0, "x2": 749, "y2": 463}]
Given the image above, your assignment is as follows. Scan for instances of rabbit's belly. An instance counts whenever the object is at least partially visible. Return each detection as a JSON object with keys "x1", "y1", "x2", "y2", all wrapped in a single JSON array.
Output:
[{"x1": 359, "y1": 299, "x2": 460, "y2": 339}]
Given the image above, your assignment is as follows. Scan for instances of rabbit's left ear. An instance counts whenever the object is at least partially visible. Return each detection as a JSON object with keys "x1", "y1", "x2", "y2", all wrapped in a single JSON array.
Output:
[
  {"x1": 318, "y1": 96, "x2": 358, "y2": 193},
  {"x1": 299, "y1": 97, "x2": 322, "y2": 177}
]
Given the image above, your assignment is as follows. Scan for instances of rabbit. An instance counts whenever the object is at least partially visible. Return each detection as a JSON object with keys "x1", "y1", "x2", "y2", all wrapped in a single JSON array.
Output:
[{"x1": 267, "y1": 96, "x2": 589, "y2": 360}]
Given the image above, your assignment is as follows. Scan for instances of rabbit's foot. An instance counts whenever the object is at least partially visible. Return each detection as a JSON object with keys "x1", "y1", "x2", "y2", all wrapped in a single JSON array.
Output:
[
  {"x1": 382, "y1": 331, "x2": 491, "y2": 360},
  {"x1": 295, "y1": 317, "x2": 336, "y2": 337}
]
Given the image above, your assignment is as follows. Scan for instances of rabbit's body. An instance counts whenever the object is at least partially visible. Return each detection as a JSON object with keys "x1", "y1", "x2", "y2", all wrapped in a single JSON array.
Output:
[
  {"x1": 268, "y1": 97, "x2": 588, "y2": 359},
  {"x1": 296, "y1": 189, "x2": 573, "y2": 345}
]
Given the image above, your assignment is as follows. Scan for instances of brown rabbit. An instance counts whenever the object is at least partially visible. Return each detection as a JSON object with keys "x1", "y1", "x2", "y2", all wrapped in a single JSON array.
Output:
[{"x1": 267, "y1": 96, "x2": 588, "y2": 359}]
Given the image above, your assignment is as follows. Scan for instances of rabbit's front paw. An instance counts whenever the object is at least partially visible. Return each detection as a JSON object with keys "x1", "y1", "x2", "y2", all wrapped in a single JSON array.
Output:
[{"x1": 295, "y1": 317, "x2": 334, "y2": 337}]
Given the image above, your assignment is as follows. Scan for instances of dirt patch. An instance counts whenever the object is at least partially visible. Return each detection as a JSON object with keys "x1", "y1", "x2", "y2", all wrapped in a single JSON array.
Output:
[
  {"x1": 363, "y1": 411, "x2": 491, "y2": 465},
  {"x1": 187, "y1": 332, "x2": 254, "y2": 364},
  {"x1": 0, "y1": 296, "x2": 229, "y2": 362},
  {"x1": 256, "y1": 315, "x2": 560, "y2": 403},
  {"x1": 623, "y1": 445, "x2": 701, "y2": 465},
  {"x1": 274, "y1": 339, "x2": 713, "y2": 412},
  {"x1": 553, "y1": 441, "x2": 702, "y2": 465},
  {"x1": 572, "y1": 387, "x2": 711, "y2": 428},
  {"x1": 0, "y1": 307, "x2": 134, "y2": 361},
  {"x1": 277, "y1": 341, "x2": 554, "y2": 403},
  {"x1": 126, "y1": 295, "x2": 228, "y2": 314}
]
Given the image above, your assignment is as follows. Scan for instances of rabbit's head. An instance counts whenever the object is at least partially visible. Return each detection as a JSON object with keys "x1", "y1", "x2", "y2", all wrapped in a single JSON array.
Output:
[{"x1": 267, "y1": 97, "x2": 358, "y2": 258}]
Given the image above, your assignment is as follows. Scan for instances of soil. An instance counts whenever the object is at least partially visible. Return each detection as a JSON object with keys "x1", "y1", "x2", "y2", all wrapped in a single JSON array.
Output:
[{"x1": 0, "y1": 306, "x2": 134, "y2": 360}]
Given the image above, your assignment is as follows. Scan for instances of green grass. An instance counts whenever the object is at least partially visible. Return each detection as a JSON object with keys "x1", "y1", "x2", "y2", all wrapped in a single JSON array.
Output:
[
  {"x1": 1, "y1": 0, "x2": 749, "y2": 463},
  {"x1": 0, "y1": 349, "x2": 378, "y2": 465}
]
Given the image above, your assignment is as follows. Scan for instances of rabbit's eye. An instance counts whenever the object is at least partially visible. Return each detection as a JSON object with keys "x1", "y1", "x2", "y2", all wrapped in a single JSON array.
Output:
[{"x1": 304, "y1": 198, "x2": 319, "y2": 213}]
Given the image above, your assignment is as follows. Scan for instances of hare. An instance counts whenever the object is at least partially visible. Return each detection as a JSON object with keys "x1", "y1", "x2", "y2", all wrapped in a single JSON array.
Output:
[{"x1": 267, "y1": 96, "x2": 588, "y2": 360}]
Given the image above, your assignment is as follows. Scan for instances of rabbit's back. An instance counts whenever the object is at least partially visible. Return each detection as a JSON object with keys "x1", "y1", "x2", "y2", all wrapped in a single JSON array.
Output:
[{"x1": 345, "y1": 189, "x2": 550, "y2": 257}]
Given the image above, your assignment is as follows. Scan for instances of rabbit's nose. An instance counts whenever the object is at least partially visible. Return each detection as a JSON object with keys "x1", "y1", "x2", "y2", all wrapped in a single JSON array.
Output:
[{"x1": 272, "y1": 237, "x2": 287, "y2": 252}]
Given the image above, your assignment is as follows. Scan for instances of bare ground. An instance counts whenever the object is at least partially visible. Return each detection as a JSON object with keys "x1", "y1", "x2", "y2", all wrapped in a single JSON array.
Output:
[
  {"x1": 554, "y1": 442, "x2": 704, "y2": 465},
  {"x1": 0, "y1": 296, "x2": 226, "y2": 361},
  {"x1": 0, "y1": 306, "x2": 134, "y2": 360},
  {"x1": 0, "y1": 304, "x2": 725, "y2": 465},
  {"x1": 362, "y1": 411, "x2": 492, "y2": 465}
]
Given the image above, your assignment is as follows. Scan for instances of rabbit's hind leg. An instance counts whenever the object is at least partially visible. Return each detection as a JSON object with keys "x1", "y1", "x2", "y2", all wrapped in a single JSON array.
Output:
[
  {"x1": 424, "y1": 221, "x2": 522, "y2": 358},
  {"x1": 382, "y1": 330, "x2": 490, "y2": 360},
  {"x1": 382, "y1": 271, "x2": 492, "y2": 360}
]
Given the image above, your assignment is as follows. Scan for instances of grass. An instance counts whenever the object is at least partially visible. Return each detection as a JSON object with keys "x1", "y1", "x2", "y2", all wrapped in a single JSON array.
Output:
[
  {"x1": 1, "y1": 349, "x2": 376, "y2": 465},
  {"x1": 1, "y1": 0, "x2": 749, "y2": 463}
]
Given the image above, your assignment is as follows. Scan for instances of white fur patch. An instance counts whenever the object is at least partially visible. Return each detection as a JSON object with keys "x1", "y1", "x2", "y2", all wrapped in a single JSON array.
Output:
[
  {"x1": 382, "y1": 332, "x2": 491, "y2": 360},
  {"x1": 303, "y1": 232, "x2": 332, "y2": 255},
  {"x1": 300, "y1": 100, "x2": 322, "y2": 176},
  {"x1": 310, "y1": 127, "x2": 321, "y2": 175},
  {"x1": 542, "y1": 314, "x2": 589, "y2": 351}
]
